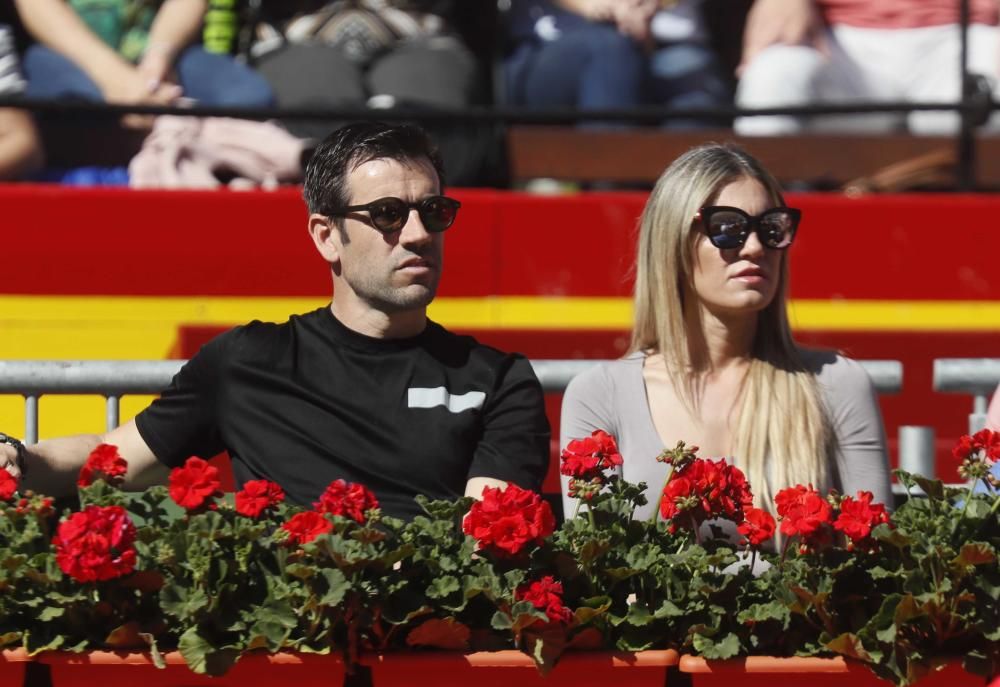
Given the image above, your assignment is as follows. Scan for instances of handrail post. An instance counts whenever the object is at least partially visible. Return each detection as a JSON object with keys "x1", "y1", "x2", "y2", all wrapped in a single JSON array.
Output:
[
  {"x1": 106, "y1": 395, "x2": 121, "y2": 432},
  {"x1": 24, "y1": 395, "x2": 39, "y2": 444}
]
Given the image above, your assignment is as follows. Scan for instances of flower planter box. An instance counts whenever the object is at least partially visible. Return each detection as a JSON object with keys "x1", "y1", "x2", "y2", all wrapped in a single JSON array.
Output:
[
  {"x1": 679, "y1": 655, "x2": 982, "y2": 687},
  {"x1": 37, "y1": 650, "x2": 345, "y2": 687},
  {"x1": 367, "y1": 649, "x2": 679, "y2": 687},
  {"x1": 1, "y1": 649, "x2": 32, "y2": 685}
]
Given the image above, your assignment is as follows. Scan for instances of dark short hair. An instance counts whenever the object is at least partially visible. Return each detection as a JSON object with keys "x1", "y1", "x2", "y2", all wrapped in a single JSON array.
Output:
[{"x1": 302, "y1": 121, "x2": 446, "y2": 217}]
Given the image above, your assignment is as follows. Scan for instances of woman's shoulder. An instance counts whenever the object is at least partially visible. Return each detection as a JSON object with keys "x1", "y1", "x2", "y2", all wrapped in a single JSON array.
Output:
[
  {"x1": 564, "y1": 352, "x2": 645, "y2": 397},
  {"x1": 797, "y1": 348, "x2": 876, "y2": 400}
]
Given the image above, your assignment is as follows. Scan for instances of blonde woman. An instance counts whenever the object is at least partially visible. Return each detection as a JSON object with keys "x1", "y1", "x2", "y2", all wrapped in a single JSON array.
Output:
[{"x1": 560, "y1": 143, "x2": 892, "y2": 521}]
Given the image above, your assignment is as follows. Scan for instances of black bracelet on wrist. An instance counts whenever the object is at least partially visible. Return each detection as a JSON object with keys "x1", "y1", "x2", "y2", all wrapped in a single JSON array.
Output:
[{"x1": 0, "y1": 432, "x2": 28, "y2": 477}]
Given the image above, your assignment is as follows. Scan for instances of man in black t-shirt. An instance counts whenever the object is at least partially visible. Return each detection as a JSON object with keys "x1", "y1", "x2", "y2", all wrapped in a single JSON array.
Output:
[{"x1": 1, "y1": 122, "x2": 550, "y2": 519}]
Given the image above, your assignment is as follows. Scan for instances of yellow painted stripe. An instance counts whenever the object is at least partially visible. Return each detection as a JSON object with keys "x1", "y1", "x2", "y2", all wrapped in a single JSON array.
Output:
[{"x1": 1, "y1": 295, "x2": 999, "y2": 335}]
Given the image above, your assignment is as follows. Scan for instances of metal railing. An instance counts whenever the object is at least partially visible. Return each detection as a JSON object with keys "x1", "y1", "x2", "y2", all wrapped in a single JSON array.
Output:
[
  {"x1": 933, "y1": 358, "x2": 1000, "y2": 433},
  {"x1": 0, "y1": 358, "x2": 902, "y2": 444}
]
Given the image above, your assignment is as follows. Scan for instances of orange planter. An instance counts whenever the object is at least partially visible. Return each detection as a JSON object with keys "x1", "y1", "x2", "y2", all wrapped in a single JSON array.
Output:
[
  {"x1": 367, "y1": 649, "x2": 680, "y2": 687},
  {"x1": 679, "y1": 655, "x2": 983, "y2": 687},
  {"x1": 38, "y1": 650, "x2": 345, "y2": 687},
  {"x1": 1, "y1": 648, "x2": 32, "y2": 685}
]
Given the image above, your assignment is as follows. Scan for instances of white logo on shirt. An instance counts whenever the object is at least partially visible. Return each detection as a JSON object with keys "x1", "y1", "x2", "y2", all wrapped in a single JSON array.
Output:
[{"x1": 408, "y1": 387, "x2": 486, "y2": 413}]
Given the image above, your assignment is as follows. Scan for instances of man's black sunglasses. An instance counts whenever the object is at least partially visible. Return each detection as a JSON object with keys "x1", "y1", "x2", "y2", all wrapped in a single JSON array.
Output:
[
  {"x1": 696, "y1": 206, "x2": 801, "y2": 250},
  {"x1": 328, "y1": 195, "x2": 461, "y2": 234}
]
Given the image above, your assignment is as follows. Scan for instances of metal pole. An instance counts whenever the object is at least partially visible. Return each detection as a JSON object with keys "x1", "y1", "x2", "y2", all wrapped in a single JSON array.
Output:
[
  {"x1": 898, "y1": 426, "x2": 936, "y2": 478},
  {"x1": 24, "y1": 395, "x2": 38, "y2": 444},
  {"x1": 957, "y1": 0, "x2": 976, "y2": 189},
  {"x1": 106, "y1": 395, "x2": 121, "y2": 432}
]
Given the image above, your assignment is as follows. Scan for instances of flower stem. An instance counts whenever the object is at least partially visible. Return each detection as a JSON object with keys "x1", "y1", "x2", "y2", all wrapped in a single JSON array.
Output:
[
  {"x1": 649, "y1": 465, "x2": 675, "y2": 525},
  {"x1": 779, "y1": 531, "x2": 792, "y2": 568}
]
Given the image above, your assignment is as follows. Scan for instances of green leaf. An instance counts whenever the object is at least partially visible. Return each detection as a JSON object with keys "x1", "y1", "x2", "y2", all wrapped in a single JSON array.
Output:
[
  {"x1": 693, "y1": 632, "x2": 741, "y2": 659},
  {"x1": 953, "y1": 542, "x2": 995, "y2": 567},
  {"x1": 623, "y1": 602, "x2": 654, "y2": 627},
  {"x1": 912, "y1": 475, "x2": 945, "y2": 500},
  {"x1": 37, "y1": 607, "x2": 63, "y2": 622},
  {"x1": 826, "y1": 632, "x2": 872, "y2": 662},
  {"x1": 425, "y1": 575, "x2": 460, "y2": 599},
  {"x1": 318, "y1": 568, "x2": 349, "y2": 607},
  {"x1": 737, "y1": 602, "x2": 789, "y2": 625},
  {"x1": 178, "y1": 627, "x2": 238, "y2": 676}
]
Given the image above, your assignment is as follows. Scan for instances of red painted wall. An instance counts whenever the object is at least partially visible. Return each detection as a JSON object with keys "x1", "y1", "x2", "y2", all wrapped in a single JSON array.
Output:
[{"x1": 4, "y1": 185, "x2": 997, "y2": 486}]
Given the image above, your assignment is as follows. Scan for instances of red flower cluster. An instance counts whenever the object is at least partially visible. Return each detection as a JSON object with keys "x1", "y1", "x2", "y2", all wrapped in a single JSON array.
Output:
[
  {"x1": 77, "y1": 443, "x2": 128, "y2": 488},
  {"x1": 463, "y1": 483, "x2": 556, "y2": 556},
  {"x1": 169, "y1": 457, "x2": 223, "y2": 511},
  {"x1": 952, "y1": 428, "x2": 1000, "y2": 463},
  {"x1": 775, "y1": 484, "x2": 832, "y2": 539},
  {"x1": 516, "y1": 575, "x2": 573, "y2": 625},
  {"x1": 235, "y1": 480, "x2": 285, "y2": 518},
  {"x1": 834, "y1": 491, "x2": 890, "y2": 547},
  {"x1": 53, "y1": 505, "x2": 137, "y2": 582},
  {"x1": 737, "y1": 507, "x2": 776, "y2": 547},
  {"x1": 561, "y1": 430, "x2": 624, "y2": 482},
  {"x1": 282, "y1": 511, "x2": 333, "y2": 546},
  {"x1": 659, "y1": 458, "x2": 753, "y2": 531},
  {"x1": 0, "y1": 469, "x2": 17, "y2": 501},
  {"x1": 14, "y1": 494, "x2": 54, "y2": 517},
  {"x1": 314, "y1": 479, "x2": 379, "y2": 523}
]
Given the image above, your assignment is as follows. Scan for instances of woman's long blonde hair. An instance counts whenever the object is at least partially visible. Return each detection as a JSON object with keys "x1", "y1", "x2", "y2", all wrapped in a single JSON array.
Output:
[{"x1": 630, "y1": 143, "x2": 832, "y2": 506}]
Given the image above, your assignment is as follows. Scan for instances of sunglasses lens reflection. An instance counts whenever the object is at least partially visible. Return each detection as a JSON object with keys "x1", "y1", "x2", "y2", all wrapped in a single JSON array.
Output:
[
  {"x1": 706, "y1": 211, "x2": 749, "y2": 249},
  {"x1": 420, "y1": 197, "x2": 459, "y2": 233},
  {"x1": 759, "y1": 213, "x2": 794, "y2": 248},
  {"x1": 704, "y1": 208, "x2": 797, "y2": 249},
  {"x1": 370, "y1": 198, "x2": 408, "y2": 232}
]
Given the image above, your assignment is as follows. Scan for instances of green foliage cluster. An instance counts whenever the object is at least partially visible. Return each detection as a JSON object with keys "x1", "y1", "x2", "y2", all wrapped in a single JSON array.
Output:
[{"x1": 0, "y1": 468, "x2": 997, "y2": 685}]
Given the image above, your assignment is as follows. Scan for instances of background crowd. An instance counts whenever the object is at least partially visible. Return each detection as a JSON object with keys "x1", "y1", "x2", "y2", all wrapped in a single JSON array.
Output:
[{"x1": 2, "y1": 0, "x2": 999, "y2": 187}]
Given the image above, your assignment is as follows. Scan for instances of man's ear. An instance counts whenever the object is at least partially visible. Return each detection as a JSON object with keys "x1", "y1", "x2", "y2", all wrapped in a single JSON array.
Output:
[{"x1": 308, "y1": 213, "x2": 341, "y2": 265}]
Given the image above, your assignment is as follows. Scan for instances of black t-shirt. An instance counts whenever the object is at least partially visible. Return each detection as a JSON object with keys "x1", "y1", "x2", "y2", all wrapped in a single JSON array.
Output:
[{"x1": 135, "y1": 307, "x2": 550, "y2": 519}]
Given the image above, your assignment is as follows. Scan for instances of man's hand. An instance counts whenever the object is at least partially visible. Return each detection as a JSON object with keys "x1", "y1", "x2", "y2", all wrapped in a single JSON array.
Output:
[
  {"x1": 0, "y1": 443, "x2": 21, "y2": 480},
  {"x1": 738, "y1": 0, "x2": 828, "y2": 76}
]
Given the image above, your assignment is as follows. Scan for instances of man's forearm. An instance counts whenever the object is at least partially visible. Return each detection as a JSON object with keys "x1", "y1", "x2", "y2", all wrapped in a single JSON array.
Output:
[{"x1": 21, "y1": 434, "x2": 104, "y2": 497}]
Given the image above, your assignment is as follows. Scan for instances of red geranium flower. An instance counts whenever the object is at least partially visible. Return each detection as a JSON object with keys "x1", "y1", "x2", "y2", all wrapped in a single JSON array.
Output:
[
  {"x1": 516, "y1": 575, "x2": 573, "y2": 625},
  {"x1": 560, "y1": 430, "x2": 624, "y2": 482},
  {"x1": 77, "y1": 443, "x2": 128, "y2": 487},
  {"x1": 53, "y1": 505, "x2": 137, "y2": 582},
  {"x1": 0, "y1": 470, "x2": 17, "y2": 501},
  {"x1": 314, "y1": 479, "x2": 379, "y2": 523},
  {"x1": 834, "y1": 491, "x2": 890, "y2": 544},
  {"x1": 235, "y1": 480, "x2": 285, "y2": 518},
  {"x1": 463, "y1": 483, "x2": 555, "y2": 556},
  {"x1": 168, "y1": 457, "x2": 222, "y2": 511},
  {"x1": 953, "y1": 429, "x2": 1000, "y2": 464},
  {"x1": 282, "y1": 511, "x2": 334, "y2": 546},
  {"x1": 659, "y1": 458, "x2": 754, "y2": 531},
  {"x1": 775, "y1": 484, "x2": 832, "y2": 538},
  {"x1": 737, "y1": 507, "x2": 776, "y2": 547}
]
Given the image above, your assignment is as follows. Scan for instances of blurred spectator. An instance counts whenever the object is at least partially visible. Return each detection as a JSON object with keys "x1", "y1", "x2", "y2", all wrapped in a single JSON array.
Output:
[
  {"x1": 503, "y1": 0, "x2": 730, "y2": 127},
  {"x1": 14, "y1": 0, "x2": 274, "y2": 120},
  {"x1": 249, "y1": 1, "x2": 477, "y2": 140},
  {"x1": 988, "y1": 382, "x2": 1000, "y2": 431},
  {"x1": 0, "y1": 23, "x2": 43, "y2": 178},
  {"x1": 975, "y1": 382, "x2": 999, "y2": 494},
  {"x1": 736, "y1": 0, "x2": 1000, "y2": 135},
  {"x1": 647, "y1": 0, "x2": 731, "y2": 126},
  {"x1": 247, "y1": 0, "x2": 500, "y2": 185}
]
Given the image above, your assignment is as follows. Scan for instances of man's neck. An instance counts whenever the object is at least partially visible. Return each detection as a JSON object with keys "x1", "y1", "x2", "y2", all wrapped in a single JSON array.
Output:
[{"x1": 329, "y1": 301, "x2": 428, "y2": 340}]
